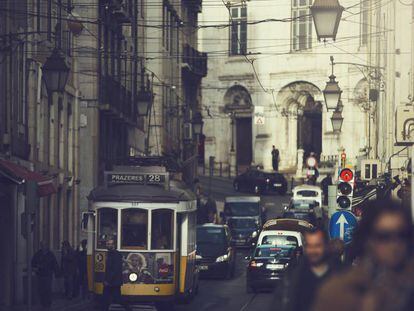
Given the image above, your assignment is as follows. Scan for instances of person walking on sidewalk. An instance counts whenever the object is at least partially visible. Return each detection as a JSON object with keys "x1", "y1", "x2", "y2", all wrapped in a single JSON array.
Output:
[
  {"x1": 76, "y1": 239, "x2": 88, "y2": 299},
  {"x1": 32, "y1": 241, "x2": 59, "y2": 310},
  {"x1": 102, "y1": 238, "x2": 123, "y2": 311},
  {"x1": 61, "y1": 241, "x2": 77, "y2": 299},
  {"x1": 271, "y1": 146, "x2": 280, "y2": 171}
]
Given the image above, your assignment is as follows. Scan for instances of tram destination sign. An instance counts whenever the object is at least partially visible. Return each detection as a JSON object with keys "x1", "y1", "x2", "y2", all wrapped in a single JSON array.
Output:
[{"x1": 105, "y1": 172, "x2": 167, "y2": 186}]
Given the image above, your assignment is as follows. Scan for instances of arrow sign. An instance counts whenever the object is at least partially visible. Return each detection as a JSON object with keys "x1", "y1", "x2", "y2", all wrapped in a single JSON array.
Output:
[
  {"x1": 329, "y1": 211, "x2": 357, "y2": 244},
  {"x1": 336, "y1": 214, "x2": 348, "y2": 239}
]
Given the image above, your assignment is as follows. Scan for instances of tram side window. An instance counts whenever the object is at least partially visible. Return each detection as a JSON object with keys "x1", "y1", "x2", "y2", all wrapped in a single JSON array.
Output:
[
  {"x1": 151, "y1": 209, "x2": 174, "y2": 250},
  {"x1": 121, "y1": 209, "x2": 148, "y2": 249},
  {"x1": 97, "y1": 208, "x2": 118, "y2": 249}
]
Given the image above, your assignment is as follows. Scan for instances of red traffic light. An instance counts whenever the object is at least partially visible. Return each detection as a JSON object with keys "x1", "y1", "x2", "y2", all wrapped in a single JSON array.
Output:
[{"x1": 339, "y1": 168, "x2": 354, "y2": 182}]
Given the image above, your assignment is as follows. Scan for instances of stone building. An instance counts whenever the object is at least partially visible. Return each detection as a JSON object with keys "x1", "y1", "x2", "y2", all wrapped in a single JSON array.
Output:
[
  {"x1": 0, "y1": 0, "x2": 81, "y2": 306},
  {"x1": 200, "y1": 0, "x2": 371, "y2": 174},
  {"x1": 146, "y1": 0, "x2": 207, "y2": 182}
]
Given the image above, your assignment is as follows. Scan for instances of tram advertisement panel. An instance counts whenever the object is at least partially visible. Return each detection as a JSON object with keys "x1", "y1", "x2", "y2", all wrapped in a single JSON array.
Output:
[{"x1": 122, "y1": 252, "x2": 174, "y2": 284}]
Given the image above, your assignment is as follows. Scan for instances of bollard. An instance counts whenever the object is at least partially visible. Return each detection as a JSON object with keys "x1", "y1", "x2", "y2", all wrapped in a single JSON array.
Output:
[{"x1": 219, "y1": 162, "x2": 223, "y2": 177}]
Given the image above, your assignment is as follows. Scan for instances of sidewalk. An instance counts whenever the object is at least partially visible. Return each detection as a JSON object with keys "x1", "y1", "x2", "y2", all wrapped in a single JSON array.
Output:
[{"x1": 4, "y1": 296, "x2": 94, "y2": 311}]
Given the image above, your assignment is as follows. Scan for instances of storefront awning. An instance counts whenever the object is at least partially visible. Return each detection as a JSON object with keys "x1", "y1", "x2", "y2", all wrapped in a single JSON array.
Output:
[{"x1": 0, "y1": 159, "x2": 57, "y2": 197}]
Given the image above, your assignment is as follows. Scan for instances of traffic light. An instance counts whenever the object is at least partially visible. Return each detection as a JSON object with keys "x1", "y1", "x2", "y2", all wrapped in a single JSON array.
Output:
[{"x1": 337, "y1": 168, "x2": 354, "y2": 210}]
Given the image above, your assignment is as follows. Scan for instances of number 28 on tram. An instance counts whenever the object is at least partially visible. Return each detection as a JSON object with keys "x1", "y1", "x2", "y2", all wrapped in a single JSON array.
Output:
[{"x1": 85, "y1": 172, "x2": 199, "y2": 305}]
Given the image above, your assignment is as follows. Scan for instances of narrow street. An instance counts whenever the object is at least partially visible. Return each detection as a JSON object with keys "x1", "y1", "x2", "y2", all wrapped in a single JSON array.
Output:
[{"x1": 175, "y1": 176, "x2": 288, "y2": 311}]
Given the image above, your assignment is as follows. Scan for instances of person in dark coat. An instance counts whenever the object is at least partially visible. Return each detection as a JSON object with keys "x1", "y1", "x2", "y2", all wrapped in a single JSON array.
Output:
[
  {"x1": 61, "y1": 241, "x2": 77, "y2": 299},
  {"x1": 76, "y1": 239, "x2": 88, "y2": 299},
  {"x1": 271, "y1": 146, "x2": 280, "y2": 171},
  {"x1": 102, "y1": 238, "x2": 123, "y2": 311},
  {"x1": 282, "y1": 228, "x2": 340, "y2": 311},
  {"x1": 320, "y1": 174, "x2": 333, "y2": 204},
  {"x1": 32, "y1": 241, "x2": 59, "y2": 309}
]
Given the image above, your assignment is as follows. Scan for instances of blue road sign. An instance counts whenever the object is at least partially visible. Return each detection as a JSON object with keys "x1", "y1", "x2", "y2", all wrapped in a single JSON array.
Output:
[{"x1": 329, "y1": 211, "x2": 358, "y2": 244}]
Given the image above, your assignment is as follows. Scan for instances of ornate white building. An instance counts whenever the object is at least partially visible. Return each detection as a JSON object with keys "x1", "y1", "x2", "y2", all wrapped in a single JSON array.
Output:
[{"x1": 199, "y1": 0, "x2": 377, "y2": 174}]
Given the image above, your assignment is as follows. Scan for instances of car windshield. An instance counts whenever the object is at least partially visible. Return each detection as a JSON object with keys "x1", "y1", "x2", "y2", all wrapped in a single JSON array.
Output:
[
  {"x1": 197, "y1": 227, "x2": 226, "y2": 245},
  {"x1": 254, "y1": 245, "x2": 295, "y2": 259},
  {"x1": 261, "y1": 235, "x2": 299, "y2": 249},
  {"x1": 228, "y1": 218, "x2": 257, "y2": 229},
  {"x1": 224, "y1": 202, "x2": 260, "y2": 216}
]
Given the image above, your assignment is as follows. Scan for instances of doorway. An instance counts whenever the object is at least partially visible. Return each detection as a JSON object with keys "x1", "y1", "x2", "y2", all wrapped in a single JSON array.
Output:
[
  {"x1": 236, "y1": 117, "x2": 253, "y2": 171},
  {"x1": 298, "y1": 99, "x2": 322, "y2": 161}
]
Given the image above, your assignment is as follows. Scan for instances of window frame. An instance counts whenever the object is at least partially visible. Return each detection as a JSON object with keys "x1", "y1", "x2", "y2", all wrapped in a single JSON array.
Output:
[
  {"x1": 360, "y1": 0, "x2": 369, "y2": 46},
  {"x1": 96, "y1": 207, "x2": 119, "y2": 250},
  {"x1": 95, "y1": 206, "x2": 177, "y2": 252},
  {"x1": 229, "y1": 6, "x2": 247, "y2": 56},
  {"x1": 291, "y1": 0, "x2": 313, "y2": 52}
]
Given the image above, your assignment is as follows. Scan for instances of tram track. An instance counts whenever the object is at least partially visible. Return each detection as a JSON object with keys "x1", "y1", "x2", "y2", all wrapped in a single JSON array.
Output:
[{"x1": 239, "y1": 293, "x2": 258, "y2": 311}]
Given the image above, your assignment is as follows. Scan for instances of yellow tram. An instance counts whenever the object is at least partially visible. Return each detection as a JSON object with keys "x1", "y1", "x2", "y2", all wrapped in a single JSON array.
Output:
[{"x1": 85, "y1": 167, "x2": 199, "y2": 306}]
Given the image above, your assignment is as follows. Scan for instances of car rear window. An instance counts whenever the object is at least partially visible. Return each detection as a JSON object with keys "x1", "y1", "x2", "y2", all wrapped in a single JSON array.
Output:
[
  {"x1": 261, "y1": 235, "x2": 298, "y2": 248},
  {"x1": 197, "y1": 227, "x2": 226, "y2": 244},
  {"x1": 296, "y1": 190, "x2": 318, "y2": 197},
  {"x1": 254, "y1": 245, "x2": 295, "y2": 258}
]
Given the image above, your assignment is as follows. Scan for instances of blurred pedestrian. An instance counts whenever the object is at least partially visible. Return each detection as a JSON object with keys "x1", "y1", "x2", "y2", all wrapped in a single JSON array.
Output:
[
  {"x1": 32, "y1": 241, "x2": 59, "y2": 310},
  {"x1": 282, "y1": 227, "x2": 340, "y2": 311},
  {"x1": 196, "y1": 185, "x2": 217, "y2": 224},
  {"x1": 76, "y1": 239, "x2": 88, "y2": 299},
  {"x1": 328, "y1": 238, "x2": 346, "y2": 267},
  {"x1": 102, "y1": 238, "x2": 123, "y2": 311},
  {"x1": 313, "y1": 200, "x2": 414, "y2": 311},
  {"x1": 271, "y1": 146, "x2": 280, "y2": 171},
  {"x1": 320, "y1": 174, "x2": 333, "y2": 205},
  {"x1": 61, "y1": 241, "x2": 77, "y2": 299}
]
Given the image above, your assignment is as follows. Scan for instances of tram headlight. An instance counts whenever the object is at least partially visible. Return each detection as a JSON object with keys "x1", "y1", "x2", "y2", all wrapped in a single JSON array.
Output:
[
  {"x1": 216, "y1": 254, "x2": 229, "y2": 263},
  {"x1": 251, "y1": 231, "x2": 258, "y2": 238},
  {"x1": 129, "y1": 272, "x2": 138, "y2": 282}
]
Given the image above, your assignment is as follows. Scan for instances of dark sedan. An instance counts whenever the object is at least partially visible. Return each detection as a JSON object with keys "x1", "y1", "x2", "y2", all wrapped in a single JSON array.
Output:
[
  {"x1": 233, "y1": 169, "x2": 288, "y2": 195},
  {"x1": 196, "y1": 224, "x2": 236, "y2": 279},
  {"x1": 227, "y1": 217, "x2": 260, "y2": 248},
  {"x1": 246, "y1": 243, "x2": 298, "y2": 292},
  {"x1": 282, "y1": 200, "x2": 319, "y2": 225}
]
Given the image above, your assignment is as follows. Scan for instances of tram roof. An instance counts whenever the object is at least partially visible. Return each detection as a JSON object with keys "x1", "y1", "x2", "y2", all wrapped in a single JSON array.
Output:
[{"x1": 88, "y1": 184, "x2": 196, "y2": 203}]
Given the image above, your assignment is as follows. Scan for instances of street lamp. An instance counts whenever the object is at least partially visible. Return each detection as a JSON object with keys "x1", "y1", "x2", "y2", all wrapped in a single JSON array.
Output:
[
  {"x1": 137, "y1": 88, "x2": 152, "y2": 117},
  {"x1": 323, "y1": 56, "x2": 342, "y2": 111},
  {"x1": 310, "y1": 0, "x2": 344, "y2": 42},
  {"x1": 192, "y1": 112, "x2": 204, "y2": 136},
  {"x1": 42, "y1": 48, "x2": 70, "y2": 94},
  {"x1": 137, "y1": 68, "x2": 153, "y2": 117},
  {"x1": 337, "y1": 100, "x2": 344, "y2": 113},
  {"x1": 331, "y1": 110, "x2": 344, "y2": 132}
]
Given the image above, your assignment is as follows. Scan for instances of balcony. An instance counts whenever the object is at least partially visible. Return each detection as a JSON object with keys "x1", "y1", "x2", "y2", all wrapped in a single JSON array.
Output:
[
  {"x1": 104, "y1": 0, "x2": 133, "y2": 23},
  {"x1": 182, "y1": 44, "x2": 208, "y2": 78},
  {"x1": 183, "y1": 0, "x2": 202, "y2": 13},
  {"x1": 100, "y1": 75, "x2": 134, "y2": 122}
]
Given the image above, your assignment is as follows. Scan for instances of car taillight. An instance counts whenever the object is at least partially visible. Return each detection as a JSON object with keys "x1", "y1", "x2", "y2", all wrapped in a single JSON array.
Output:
[{"x1": 354, "y1": 207, "x2": 363, "y2": 217}]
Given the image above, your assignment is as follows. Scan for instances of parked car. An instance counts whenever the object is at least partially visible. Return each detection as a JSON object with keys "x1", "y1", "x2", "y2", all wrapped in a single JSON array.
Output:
[
  {"x1": 196, "y1": 224, "x2": 236, "y2": 279},
  {"x1": 233, "y1": 168, "x2": 288, "y2": 195}
]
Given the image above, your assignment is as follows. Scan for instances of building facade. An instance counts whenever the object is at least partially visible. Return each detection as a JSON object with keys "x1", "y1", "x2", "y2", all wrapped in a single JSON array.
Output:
[
  {"x1": 0, "y1": 0, "x2": 81, "y2": 306},
  {"x1": 146, "y1": 0, "x2": 207, "y2": 183},
  {"x1": 200, "y1": 0, "x2": 371, "y2": 174}
]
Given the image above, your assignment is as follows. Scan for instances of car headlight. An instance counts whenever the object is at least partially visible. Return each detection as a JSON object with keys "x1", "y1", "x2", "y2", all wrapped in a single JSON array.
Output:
[
  {"x1": 216, "y1": 254, "x2": 229, "y2": 262},
  {"x1": 251, "y1": 231, "x2": 258, "y2": 238},
  {"x1": 129, "y1": 272, "x2": 138, "y2": 282},
  {"x1": 196, "y1": 254, "x2": 203, "y2": 260}
]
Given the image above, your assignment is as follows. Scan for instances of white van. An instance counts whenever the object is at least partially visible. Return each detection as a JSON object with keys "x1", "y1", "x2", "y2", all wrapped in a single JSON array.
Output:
[
  {"x1": 257, "y1": 218, "x2": 314, "y2": 249},
  {"x1": 292, "y1": 185, "x2": 323, "y2": 218}
]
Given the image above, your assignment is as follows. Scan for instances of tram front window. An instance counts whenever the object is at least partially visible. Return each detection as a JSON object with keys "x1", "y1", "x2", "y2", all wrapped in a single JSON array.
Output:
[
  {"x1": 97, "y1": 208, "x2": 118, "y2": 249},
  {"x1": 121, "y1": 209, "x2": 148, "y2": 249},
  {"x1": 151, "y1": 209, "x2": 174, "y2": 250}
]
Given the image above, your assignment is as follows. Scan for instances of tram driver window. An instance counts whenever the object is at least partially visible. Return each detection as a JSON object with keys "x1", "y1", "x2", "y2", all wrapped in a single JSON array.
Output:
[
  {"x1": 121, "y1": 209, "x2": 148, "y2": 249},
  {"x1": 151, "y1": 209, "x2": 174, "y2": 250},
  {"x1": 97, "y1": 208, "x2": 118, "y2": 249}
]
